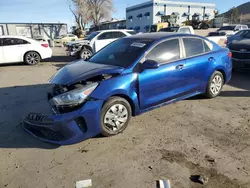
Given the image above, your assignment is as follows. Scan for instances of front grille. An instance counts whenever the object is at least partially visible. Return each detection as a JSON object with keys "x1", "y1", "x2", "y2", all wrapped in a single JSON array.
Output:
[
  {"x1": 25, "y1": 113, "x2": 53, "y2": 124},
  {"x1": 232, "y1": 51, "x2": 250, "y2": 60},
  {"x1": 24, "y1": 123, "x2": 65, "y2": 141}
]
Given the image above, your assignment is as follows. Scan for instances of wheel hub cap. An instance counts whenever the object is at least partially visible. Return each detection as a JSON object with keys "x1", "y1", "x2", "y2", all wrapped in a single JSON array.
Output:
[
  {"x1": 104, "y1": 104, "x2": 128, "y2": 131},
  {"x1": 210, "y1": 75, "x2": 222, "y2": 95}
]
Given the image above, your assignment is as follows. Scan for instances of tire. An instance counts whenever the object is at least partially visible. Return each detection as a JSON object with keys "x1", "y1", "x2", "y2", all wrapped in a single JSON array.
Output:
[
  {"x1": 205, "y1": 71, "x2": 224, "y2": 98},
  {"x1": 24, "y1": 51, "x2": 41, "y2": 65},
  {"x1": 100, "y1": 97, "x2": 132, "y2": 137},
  {"x1": 78, "y1": 48, "x2": 92, "y2": 60}
]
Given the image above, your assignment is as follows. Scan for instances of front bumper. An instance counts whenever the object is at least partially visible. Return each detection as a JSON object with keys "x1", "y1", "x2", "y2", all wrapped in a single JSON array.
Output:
[
  {"x1": 23, "y1": 100, "x2": 104, "y2": 145},
  {"x1": 232, "y1": 58, "x2": 250, "y2": 70}
]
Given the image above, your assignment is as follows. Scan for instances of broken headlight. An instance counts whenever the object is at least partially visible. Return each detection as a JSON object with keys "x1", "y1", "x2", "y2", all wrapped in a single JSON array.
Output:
[{"x1": 51, "y1": 83, "x2": 98, "y2": 107}]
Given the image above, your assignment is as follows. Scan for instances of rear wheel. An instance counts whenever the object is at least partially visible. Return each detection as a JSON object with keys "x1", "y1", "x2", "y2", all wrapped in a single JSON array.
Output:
[
  {"x1": 24, "y1": 51, "x2": 41, "y2": 65},
  {"x1": 100, "y1": 97, "x2": 132, "y2": 137},
  {"x1": 205, "y1": 71, "x2": 224, "y2": 98}
]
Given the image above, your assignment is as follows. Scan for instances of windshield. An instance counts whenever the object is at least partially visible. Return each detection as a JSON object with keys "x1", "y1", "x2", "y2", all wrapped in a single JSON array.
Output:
[
  {"x1": 85, "y1": 31, "x2": 100, "y2": 40},
  {"x1": 159, "y1": 27, "x2": 179, "y2": 32},
  {"x1": 218, "y1": 26, "x2": 236, "y2": 31},
  {"x1": 89, "y1": 38, "x2": 153, "y2": 68}
]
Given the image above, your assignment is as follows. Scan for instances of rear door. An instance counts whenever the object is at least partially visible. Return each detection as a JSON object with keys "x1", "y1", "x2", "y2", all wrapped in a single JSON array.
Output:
[
  {"x1": 181, "y1": 37, "x2": 215, "y2": 91},
  {"x1": 2, "y1": 38, "x2": 30, "y2": 63}
]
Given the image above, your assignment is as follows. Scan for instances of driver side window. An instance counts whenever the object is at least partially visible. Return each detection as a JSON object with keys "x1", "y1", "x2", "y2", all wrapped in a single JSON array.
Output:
[
  {"x1": 97, "y1": 32, "x2": 113, "y2": 40},
  {"x1": 145, "y1": 39, "x2": 180, "y2": 64}
]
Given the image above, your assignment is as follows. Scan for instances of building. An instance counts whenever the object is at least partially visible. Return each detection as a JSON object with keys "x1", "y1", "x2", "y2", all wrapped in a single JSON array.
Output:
[
  {"x1": 126, "y1": 0, "x2": 216, "y2": 32},
  {"x1": 89, "y1": 19, "x2": 126, "y2": 32},
  {"x1": 0, "y1": 23, "x2": 68, "y2": 39}
]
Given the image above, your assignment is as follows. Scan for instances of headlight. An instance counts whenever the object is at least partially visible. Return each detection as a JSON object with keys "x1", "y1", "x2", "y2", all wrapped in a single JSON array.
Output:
[{"x1": 52, "y1": 83, "x2": 98, "y2": 106}]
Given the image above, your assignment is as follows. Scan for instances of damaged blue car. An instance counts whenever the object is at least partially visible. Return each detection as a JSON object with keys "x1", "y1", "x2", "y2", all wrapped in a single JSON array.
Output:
[{"x1": 23, "y1": 33, "x2": 232, "y2": 145}]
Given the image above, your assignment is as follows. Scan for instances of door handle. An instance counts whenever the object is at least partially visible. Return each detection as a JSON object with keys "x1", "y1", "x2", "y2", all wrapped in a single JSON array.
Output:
[{"x1": 176, "y1": 64, "x2": 184, "y2": 70}]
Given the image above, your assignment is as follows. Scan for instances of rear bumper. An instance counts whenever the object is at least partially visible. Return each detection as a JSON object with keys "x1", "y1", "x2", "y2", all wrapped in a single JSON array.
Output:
[
  {"x1": 22, "y1": 100, "x2": 104, "y2": 145},
  {"x1": 41, "y1": 48, "x2": 53, "y2": 59},
  {"x1": 232, "y1": 58, "x2": 250, "y2": 70}
]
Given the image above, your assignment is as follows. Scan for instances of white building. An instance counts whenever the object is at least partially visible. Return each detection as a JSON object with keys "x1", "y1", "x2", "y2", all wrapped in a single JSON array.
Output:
[{"x1": 126, "y1": 0, "x2": 216, "y2": 32}]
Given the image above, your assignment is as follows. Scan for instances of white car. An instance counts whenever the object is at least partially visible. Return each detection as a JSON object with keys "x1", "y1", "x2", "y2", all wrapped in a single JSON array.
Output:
[
  {"x1": 66, "y1": 29, "x2": 136, "y2": 60},
  {"x1": 217, "y1": 25, "x2": 248, "y2": 36},
  {"x1": 0, "y1": 36, "x2": 52, "y2": 65}
]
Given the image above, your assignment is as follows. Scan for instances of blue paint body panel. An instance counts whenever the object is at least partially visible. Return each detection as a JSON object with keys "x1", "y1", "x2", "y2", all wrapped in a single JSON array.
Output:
[{"x1": 23, "y1": 33, "x2": 232, "y2": 145}]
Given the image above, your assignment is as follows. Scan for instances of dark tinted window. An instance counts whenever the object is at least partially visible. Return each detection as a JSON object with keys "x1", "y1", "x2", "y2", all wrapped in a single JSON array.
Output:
[
  {"x1": 85, "y1": 31, "x2": 100, "y2": 40},
  {"x1": 183, "y1": 38, "x2": 204, "y2": 57},
  {"x1": 98, "y1": 32, "x2": 113, "y2": 40},
  {"x1": 146, "y1": 39, "x2": 180, "y2": 64},
  {"x1": 89, "y1": 38, "x2": 153, "y2": 68},
  {"x1": 112, "y1": 32, "x2": 126, "y2": 38},
  {"x1": 2, "y1": 38, "x2": 29, "y2": 46},
  {"x1": 218, "y1": 26, "x2": 236, "y2": 31}
]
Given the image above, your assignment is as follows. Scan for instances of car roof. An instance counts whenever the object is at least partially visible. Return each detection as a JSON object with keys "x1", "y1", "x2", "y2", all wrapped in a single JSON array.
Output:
[{"x1": 126, "y1": 32, "x2": 200, "y2": 41}]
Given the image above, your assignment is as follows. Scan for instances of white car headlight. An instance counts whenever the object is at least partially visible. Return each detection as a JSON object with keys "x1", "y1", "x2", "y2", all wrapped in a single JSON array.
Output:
[{"x1": 52, "y1": 83, "x2": 98, "y2": 106}]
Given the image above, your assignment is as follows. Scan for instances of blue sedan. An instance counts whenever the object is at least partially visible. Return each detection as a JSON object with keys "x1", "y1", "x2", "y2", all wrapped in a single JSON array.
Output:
[{"x1": 23, "y1": 33, "x2": 232, "y2": 145}]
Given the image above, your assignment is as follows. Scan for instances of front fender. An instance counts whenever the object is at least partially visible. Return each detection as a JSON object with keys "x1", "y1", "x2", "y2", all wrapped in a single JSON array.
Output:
[{"x1": 90, "y1": 73, "x2": 140, "y2": 115}]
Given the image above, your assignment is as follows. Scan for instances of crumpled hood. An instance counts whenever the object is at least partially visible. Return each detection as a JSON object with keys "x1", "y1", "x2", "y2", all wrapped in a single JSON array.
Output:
[
  {"x1": 50, "y1": 60, "x2": 124, "y2": 85},
  {"x1": 67, "y1": 40, "x2": 90, "y2": 46},
  {"x1": 229, "y1": 39, "x2": 250, "y2": 51}
]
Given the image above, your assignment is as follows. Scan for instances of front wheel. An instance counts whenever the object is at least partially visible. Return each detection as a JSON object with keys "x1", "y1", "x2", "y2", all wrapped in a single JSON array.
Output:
[
  {"x1": 78, "y1": 48, "x2": 92, "y2": 60},
  {"x1": 205, "y1": 71, "x2": 224, "y2": 98},
  {"x1": 100, "y1": 97, "x2": 132, "y2": 137}
]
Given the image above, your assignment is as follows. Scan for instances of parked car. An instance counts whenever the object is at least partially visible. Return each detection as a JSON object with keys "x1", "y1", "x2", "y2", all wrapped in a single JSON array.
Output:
[
  {"x1": 206, "y1": 32, "x2": 227, "y2": 47},
  {"x1": 227, "y1": 29, "x2": 250, "y2": 70},
  {"x1": 23, "y1": 33, "x2": 232, "y2": 145},
  {"x1": 217, "y1": 25, "x2": 248, "y2": 36},
  {"x1": 66, "y1": 29, "x2": 136, "y2": 60},
  {"x1": 33, "y1": 35, "x2": 48, "y2": 43},
  {"x1": 54, "y1": 34, "x2": 78, "y2": 44},
  {"x1": 0, "y1": 36, "x2": 52, "y2": 65},
  {"x1": 158, "y1": 26, "x2": 195, "y2": 34}
]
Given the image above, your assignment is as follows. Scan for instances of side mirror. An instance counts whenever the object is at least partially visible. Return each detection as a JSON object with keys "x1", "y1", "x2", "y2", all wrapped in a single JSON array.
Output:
[{"x1": 142, "y1": 59, "x2": 159, "y2": 69}]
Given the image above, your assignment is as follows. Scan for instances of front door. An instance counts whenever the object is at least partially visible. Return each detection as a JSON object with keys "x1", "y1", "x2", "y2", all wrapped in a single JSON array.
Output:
[
  {"x1": 2, "y1": 38, "x2": 29, "y2": 63},
  {"x1": 139, "y1": 38, "x2": 191, "y2": 110}
]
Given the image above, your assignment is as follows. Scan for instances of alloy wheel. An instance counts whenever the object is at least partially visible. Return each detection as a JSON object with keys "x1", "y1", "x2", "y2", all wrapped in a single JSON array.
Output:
[
  {"x1": 81, "y1": 50, "x2": 92, "y2": 60},
  {"x1": 210, "y1": 75, "x2": 223, "y2": 95},
  {"x1": 104, "y1": 104, "x2": 128, "y2": 132},
  {"x1": 26, "y1": 52, "x2": 40, "y2": 64}
]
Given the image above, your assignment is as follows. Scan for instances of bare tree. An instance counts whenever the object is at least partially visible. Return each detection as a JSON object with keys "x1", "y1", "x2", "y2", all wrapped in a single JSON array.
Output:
[
  {"x1": 69, "y1": 0, "x2": 91, "y2": 30},
  {"x1": 88, "y1": 0, "x2": 113, "y2": 30}
]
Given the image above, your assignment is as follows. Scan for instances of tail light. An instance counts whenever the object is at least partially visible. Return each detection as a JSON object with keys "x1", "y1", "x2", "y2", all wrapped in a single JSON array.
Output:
[
  {"x1": 228, "y1": 52, "x2": 232, "y2": 58},
  {"x1": 41, "y1": 43, "x2": 49, "y2": 48}
]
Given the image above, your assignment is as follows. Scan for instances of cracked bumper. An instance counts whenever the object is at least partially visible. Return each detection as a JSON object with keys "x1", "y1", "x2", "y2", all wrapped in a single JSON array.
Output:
[{"x1": 23, "y1": 100, "x2": 104, "y2": 145}]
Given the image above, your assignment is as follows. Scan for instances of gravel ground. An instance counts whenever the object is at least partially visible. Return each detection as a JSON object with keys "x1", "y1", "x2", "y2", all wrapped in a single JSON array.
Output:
[{"x1": 0, "y1": 47, "x2": 249, "y2": 188}]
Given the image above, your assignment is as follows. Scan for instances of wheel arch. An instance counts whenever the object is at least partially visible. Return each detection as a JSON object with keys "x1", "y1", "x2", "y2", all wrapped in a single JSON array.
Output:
[
  {"x1": 103, "y1": 94, "x2": 137, "y2": 117},
  {"x1": 216, "y1": 69, "x2": 226, "y2": 84},
  {"x1": 81, "y1": 45, "x2": 93, "y2": 52}
]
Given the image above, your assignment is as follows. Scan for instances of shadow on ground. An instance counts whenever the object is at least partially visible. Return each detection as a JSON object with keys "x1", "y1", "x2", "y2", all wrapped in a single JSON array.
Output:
[{"x1": 0, "y1": 84, "x2": 59, "y2": 149}]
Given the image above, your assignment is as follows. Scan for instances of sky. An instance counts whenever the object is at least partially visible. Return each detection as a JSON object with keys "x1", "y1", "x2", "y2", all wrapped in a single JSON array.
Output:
[{"x1": 0, "y1": 0, "x2": 249, "y2": 28}]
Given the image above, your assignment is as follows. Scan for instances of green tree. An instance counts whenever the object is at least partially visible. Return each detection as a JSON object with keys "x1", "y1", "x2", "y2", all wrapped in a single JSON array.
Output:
[{"x1": 230, "y1": 7, "x2": 239, "y2": 23}]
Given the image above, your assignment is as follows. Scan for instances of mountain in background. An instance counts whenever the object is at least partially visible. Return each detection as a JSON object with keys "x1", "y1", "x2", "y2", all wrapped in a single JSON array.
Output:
[{"x1": 221, "y1": 1, "x2": 250, "y2": 22}]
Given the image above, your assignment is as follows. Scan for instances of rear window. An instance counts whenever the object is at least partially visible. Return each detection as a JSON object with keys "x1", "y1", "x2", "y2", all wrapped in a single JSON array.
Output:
[{"x1": 183, "y1": 38, "x2": 212, "y2": 57}]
